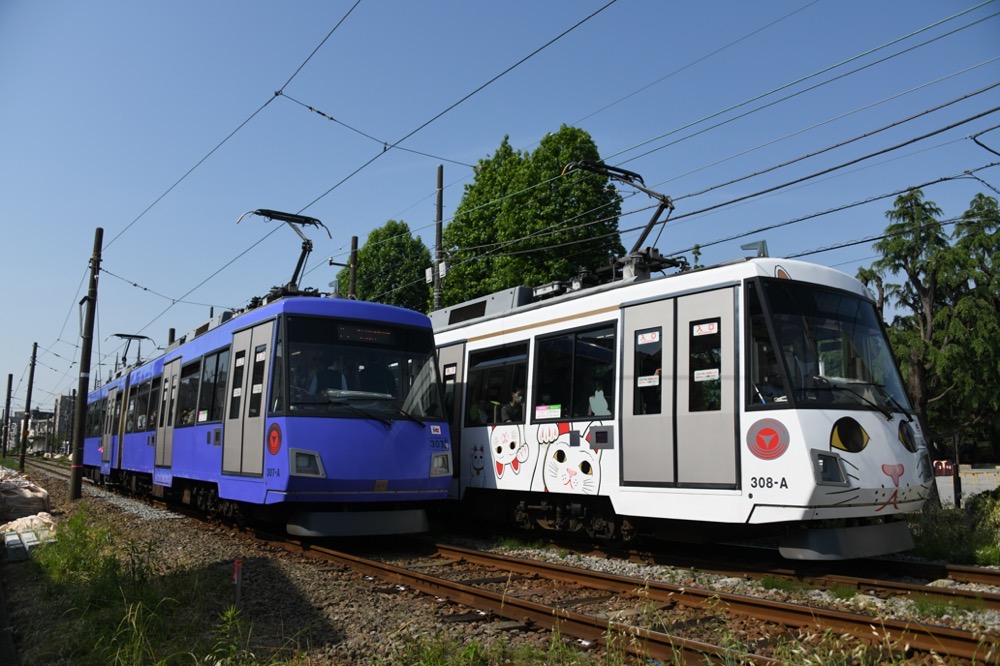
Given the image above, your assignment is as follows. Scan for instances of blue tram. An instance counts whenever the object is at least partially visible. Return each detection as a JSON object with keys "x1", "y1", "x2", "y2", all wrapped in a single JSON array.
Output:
[{"x1": 83, "y1": 295, "x2": 453, "y2": 536}]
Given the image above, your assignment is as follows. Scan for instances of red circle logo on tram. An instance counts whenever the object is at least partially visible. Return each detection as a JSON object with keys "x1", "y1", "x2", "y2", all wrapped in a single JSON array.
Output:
[
  {"x1": 747, "y1": 419, "x2": 789, "y2": 460},
  {"x1": 267, "y1": 423, "x2": 282, "y2": 455}
]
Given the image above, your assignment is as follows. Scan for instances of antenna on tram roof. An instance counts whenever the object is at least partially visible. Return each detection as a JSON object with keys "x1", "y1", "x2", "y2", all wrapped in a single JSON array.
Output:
[{"x1": 236, "y1": 209, "x2": 332, "y2": 298}]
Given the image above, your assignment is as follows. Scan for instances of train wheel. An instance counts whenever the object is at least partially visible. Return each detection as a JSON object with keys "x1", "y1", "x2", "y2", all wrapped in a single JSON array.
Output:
[
  {"x1": 620, "y1": 518, "x2": 637, "y2": 543},
  {"x1": 585, "y1": 512, "x2": 618, "y2": 541},
  {"x1": 511, "y1": 501, "x2": 533, "y2": 531}
]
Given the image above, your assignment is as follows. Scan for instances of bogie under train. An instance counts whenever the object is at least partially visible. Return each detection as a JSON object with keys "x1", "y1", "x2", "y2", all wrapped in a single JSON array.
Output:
[
  {"x1": 432, "y1": 257, "x2": 933, "y2": 559},
  {"x1": 84, "y1": 295, "x2": 453, "y2": 536}
]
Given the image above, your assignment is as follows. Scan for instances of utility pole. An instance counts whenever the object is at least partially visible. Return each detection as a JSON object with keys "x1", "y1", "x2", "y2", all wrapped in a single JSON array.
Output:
[
  {"x1": 70, "y1": 227, "x2": 103, "y2": 500},
  {"x1": 434, "y1": 164, "x2": 443, "y2": 310},
  {"x1": 2, "y1": 373, "x2": 11, "y2": 459},
  {"x1": 19, "y1": 342, "x2": 37, "y2": 472},
  {"x1": 348, "y1": 236, "x2": 358, "y2": 299}
]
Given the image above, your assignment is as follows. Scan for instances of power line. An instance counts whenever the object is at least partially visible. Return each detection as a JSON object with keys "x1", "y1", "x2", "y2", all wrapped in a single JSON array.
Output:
[
  {"x1": 672, "y1": 76, "x2": 1000, "y2": 201},
  {"x1": 668, "y1": 106, "x2": 1000, "y2": 216},
  {"x1": 606, "y1": 2, "x2": 998, "y2": 164},
  {"x1": 665, "y1": 163, "x2": 1000, "y2": 258},
  {"x1": 572, "y1": 0, "x2": 823, "y2": 127},
  {"x1": 296, "y1": 0, "x2": 620, "y2": 213},
  {"x1": 278, "y1": 92, "x2": 475, "y2": 168},
  {"x1": 103, "y1": 3, "x2": 366, "y2": 251}
]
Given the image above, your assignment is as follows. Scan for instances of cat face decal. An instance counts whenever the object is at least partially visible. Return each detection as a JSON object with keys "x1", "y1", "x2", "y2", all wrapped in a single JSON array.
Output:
[
  {"x1": 490, "y1": 425, "x2": 529, "y2": 479},
  {"x1": 539, "y1": 422, "x2": 602, "y2": 495}
]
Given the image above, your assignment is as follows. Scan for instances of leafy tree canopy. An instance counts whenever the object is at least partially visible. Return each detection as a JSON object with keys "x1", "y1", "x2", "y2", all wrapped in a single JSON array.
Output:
[
  {"x1": 442, "y1": 125, "x2": 624, "y2": 306},
  {"x1": 336, "y1": 219, "x2": 431, "y2": 312}
]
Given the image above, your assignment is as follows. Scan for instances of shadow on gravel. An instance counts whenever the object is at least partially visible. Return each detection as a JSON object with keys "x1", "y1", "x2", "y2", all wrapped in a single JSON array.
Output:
[{"x1": 3, "y1": 553, "x2": 349, "y2": 665}]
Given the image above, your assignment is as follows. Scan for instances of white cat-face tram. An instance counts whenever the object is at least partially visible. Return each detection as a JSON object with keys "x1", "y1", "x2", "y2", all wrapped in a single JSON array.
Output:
[{"x1": 432, "y1": 258, "x2": 934, "y2": 560}]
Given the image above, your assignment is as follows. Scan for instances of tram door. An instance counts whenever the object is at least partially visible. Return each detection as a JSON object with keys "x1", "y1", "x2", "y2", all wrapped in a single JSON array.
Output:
[
  {"x1": 621, "y1": 299, "x2": 674, "y2": 485},
  {"x1": 436, "y1": 342, "x2": 466, "y2": 484},
  {"x1": 223, "y1": 321, "x2": 273, "y2": 477},
  {"x1": 101, "y1": 387, "x2": 119, "y2": 464},
  {"x1": 155, "y1": 359, "x2": 181, "y2": 468},
  {"x1": 621, "y1": 287, "x2": 738, "y2": 488}
]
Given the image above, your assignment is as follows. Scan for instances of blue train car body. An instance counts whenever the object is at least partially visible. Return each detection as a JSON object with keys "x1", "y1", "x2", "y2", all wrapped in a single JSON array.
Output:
[{"x1": 83, "y1": 295, "x2": 452, "y2": 536}]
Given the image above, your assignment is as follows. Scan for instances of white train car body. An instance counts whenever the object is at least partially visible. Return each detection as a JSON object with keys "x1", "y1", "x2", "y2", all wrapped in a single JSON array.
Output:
[{"x1": 433, "y1": 258, "x2": 934, "y2": 559}]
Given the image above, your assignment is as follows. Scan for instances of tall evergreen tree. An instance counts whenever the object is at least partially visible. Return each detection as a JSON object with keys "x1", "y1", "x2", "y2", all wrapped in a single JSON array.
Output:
[{"x1": 859, "y1": 190, "x2": 1000, "y2": 461}]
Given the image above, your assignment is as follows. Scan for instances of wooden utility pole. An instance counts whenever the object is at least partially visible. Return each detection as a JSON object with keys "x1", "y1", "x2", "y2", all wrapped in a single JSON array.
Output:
[
  {"x1": 70, "y1": 227, "x2": 103, "y2": 500},
  {"x1": 434, "y1": 164, "x2": 443, "y2": 310},
  {"x1": 348, "y1": 236, "x2": 358, "y2": 299},
  {"x1": 2, "y1": 373, "x2": 11, "y2": 459},
  {"x1": 18, "y1": 342, "x2": 37, "y2": 472}
]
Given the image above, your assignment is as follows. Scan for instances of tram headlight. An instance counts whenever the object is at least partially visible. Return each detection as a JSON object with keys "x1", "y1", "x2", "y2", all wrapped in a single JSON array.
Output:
[
  {"x1": 812, "y1": 449, "x2": 848, "y2": 486},
  {"x1": 291, "y1": 450, "x2": 324, "y2": 477},
  {"x1": 430, "y1": 452, "x2": 452, "y2": 477}
]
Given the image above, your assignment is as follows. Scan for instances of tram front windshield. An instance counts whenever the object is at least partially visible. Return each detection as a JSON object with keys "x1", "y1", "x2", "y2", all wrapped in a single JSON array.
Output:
[
  {"x1": 748, "y1": 279, "x2": 911, "y2": 414},
  {"x1": 279, "y1": 316, "x2": 444, "y2": 420}
]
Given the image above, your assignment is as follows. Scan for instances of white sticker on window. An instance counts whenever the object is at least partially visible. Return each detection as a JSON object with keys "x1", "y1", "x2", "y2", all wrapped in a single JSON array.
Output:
[
  {"x1": 692, "y1": 322, "x2": 718, "y2": 336},
  {"x1": 252, "y1": 384, "x2": 262, "y2": 394},
  {"x1": 694, "y1": 368, "x2": 720, "y2": 382},
  {"x1": 535, "y1": 404, "x2": 562, "y2": 419},
  {"x1": 637, "y1": 331, "x2": 660, "y2": 345},
  {"x1": 637, "y1": 375, "x2": 661, "y2": 387}
]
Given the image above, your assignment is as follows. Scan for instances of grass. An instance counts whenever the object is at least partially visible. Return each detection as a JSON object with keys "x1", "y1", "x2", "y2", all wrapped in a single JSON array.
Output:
[
  {"x1": 7, "y1": 504, "x2": 270, "y2": 665},
  {"x1": 760, "y1": 575, "x2": 813, "y2": 593},
  {"x1": 375, "y1": 629, "x2": 625, "y2": 666}
]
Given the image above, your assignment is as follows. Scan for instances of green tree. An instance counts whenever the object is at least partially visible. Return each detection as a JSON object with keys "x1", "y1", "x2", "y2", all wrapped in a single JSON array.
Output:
[
  {"x1": 867, "y1": 189, "x2": 947, "y2": 423},
  {"x1": 337, "y1": 220, "x2": 431, "y2": 311},
  {"x1": 442, "y1": 125, "x2": 623, "y2": 306},
  {"x1": 441, "y1": 137, "x2": 523, "y2": 304},
  {"x1": 933, "y1": 193, "x2": 1000, "y2": 456},
  {"x1": 859, "y1": 189, "x2": 1000, "y2": 461}
]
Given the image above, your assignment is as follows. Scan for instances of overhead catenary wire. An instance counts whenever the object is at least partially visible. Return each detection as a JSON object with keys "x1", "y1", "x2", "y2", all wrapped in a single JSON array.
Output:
[
  {"x1": 606, "y1": 2, "x2": 998, "y2": 165},
  {"x1": 296, "y1": 0, "x2": 620, "y2": 214}
]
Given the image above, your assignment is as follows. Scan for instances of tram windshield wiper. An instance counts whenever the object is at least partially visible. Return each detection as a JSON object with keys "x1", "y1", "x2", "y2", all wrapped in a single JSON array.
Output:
[
  {"x1": 808, "y1": 378, "x2": 893, "y2": 421},
  {"x1": 323, "y1": 390, "x2": 427, "y2": 427},
  {"x1": 326, "y1": 398, "x2": 393, "y2": 429},
  {"x1": 368, "y1": 396, "x2": 427, "y2": 428},
  {"x1": 850, "y1": 381, "x2": 914, "y2": 423}
]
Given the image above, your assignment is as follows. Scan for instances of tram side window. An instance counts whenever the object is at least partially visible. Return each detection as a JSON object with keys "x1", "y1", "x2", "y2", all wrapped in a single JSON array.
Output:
[
  {"x1": 176, "y1": 360, "x2": 202, "y2": 427},
  {"x1": 110, "y1": 392, "x2": 123, "y2": 435},
  {"x1": 125, "y1": 390, "x2": 138, "y2": 434},
  {"x1": 271, "y1": 320, "x2": 285, "y2": 414},
  {"x1": 197, "y1": 349, "x2": 230, "y2": 423},
  {"x1": 146, "y1": 377, "x2": 161, "y2": 431},
  {"x1": 534, "y1": 324, "x2": 616, "y2": 421},
  {"x1": 229, "y1": 351, "x2": 246, "y2": 420},
  {"x1": 634, "y1": 328, "x2": 663, "y2": 415},
  {"x1": 746, "y1": 281, "x2": 788, "y2": 406},
  {"x1": 248, "y1": 344, "x2": 267, "y2": 419},
  {"x1": 86, "y1": 398, "x2": 105, "y2": 437},
  {"x1": 465, "y1": 343, "x2": 527, "y2": 426},
  {"x1": 689, "y1": 318, "x2": 722, "y2": 412},
  {"x1": 126, "y1": 381, "x2": 148, "y2": 433}
]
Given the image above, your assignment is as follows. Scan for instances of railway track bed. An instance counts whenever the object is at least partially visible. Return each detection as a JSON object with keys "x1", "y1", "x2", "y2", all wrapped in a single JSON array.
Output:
[{"x1": 14, "y1": 458, "x2": 1000, "y2": 664}]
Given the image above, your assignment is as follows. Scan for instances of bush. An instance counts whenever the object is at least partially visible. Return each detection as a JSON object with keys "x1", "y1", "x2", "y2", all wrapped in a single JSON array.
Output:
[{"x1": 910, "y1": 488, "x2": 1000, "y2": 564}]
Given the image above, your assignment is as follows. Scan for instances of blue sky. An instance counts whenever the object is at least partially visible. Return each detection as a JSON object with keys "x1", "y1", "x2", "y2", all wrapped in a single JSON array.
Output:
[{"x1": 1, "y1": 1, "x2": 997, "y2": 416}]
